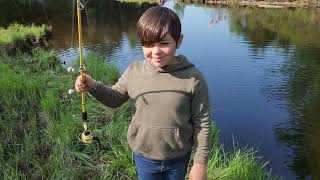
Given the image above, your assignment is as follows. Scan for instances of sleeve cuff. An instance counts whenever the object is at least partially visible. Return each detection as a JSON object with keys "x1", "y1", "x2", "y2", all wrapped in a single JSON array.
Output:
[
  {"x1": 88, "y1": 81, "x2": 102, "y2": 96},
  {"x1": 194, "y1": 153, "x2": 209, "y2": 165}
]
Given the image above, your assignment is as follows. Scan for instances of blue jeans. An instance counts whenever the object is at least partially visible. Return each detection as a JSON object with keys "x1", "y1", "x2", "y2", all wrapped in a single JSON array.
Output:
[{"x1": 134, "y1": 153, "x2": 191, "y2": 180}]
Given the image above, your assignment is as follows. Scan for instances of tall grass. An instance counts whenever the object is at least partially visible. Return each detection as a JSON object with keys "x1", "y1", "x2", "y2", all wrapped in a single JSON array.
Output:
[
  {"x1": 0, "y1": 63, "x2": 46, "y2": 178},
  {"x1": 0, "y1": 24, "x2": 52, "y2": 55},
  {"x1": 0, "y1": 48, "x2": 60, "y2": 73},
  {"x1": 0, "y1": 48, "x2": 278, "y2": 179},
  {"x1": 0, "y1": 23, "x2": 51, "y2": 45},
  {"x1": 85, "y1": 53, "x2": 121, "y2": 85},
  {"x1": 0, "y1": 49, "x2": 137, "y2": 179}
]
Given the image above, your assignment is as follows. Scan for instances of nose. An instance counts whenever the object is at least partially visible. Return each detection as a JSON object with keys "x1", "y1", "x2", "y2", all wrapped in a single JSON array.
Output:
[{"x1": 152, "y1": 45, "x2": 162, "y2": 55}]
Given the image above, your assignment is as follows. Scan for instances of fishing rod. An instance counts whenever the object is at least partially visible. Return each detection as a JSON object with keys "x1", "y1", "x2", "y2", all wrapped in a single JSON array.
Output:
[{"x1": 76, "y1": 0, "x2": 104, "y2": 150}]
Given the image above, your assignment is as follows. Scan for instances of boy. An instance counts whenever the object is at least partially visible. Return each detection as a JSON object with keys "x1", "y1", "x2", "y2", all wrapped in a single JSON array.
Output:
[{"x1": 75, "y1": 6, "x2": 212, "y2": 180}]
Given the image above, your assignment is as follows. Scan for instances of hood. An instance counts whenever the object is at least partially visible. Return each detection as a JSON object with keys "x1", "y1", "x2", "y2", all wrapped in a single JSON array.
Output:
[{"x1": 144, "y1": 55, "x2": 195, "y2": 73}]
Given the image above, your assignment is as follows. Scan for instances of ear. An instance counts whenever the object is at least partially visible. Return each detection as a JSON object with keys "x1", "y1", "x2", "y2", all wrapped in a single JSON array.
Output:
[{"x1": 176, "y1": 34, "x2": 184, "y2": 49}]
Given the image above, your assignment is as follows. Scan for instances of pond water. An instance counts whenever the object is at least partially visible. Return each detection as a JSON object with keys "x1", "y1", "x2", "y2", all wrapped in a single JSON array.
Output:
[{"x1": 1, "y1": 0, "x2": 320, "y2": 179}]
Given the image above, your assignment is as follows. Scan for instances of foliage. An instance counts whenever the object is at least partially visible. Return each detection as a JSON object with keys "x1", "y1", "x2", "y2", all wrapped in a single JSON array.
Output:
[
  {"x1": 85, "y1": 53, "x2": 121, "y2": 85},
  {"x1": 0, "y1": 23, "x2": 51, "y2": 45}
]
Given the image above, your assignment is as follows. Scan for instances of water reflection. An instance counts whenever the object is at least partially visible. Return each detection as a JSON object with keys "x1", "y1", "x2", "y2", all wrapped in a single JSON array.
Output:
[
  {"x1": 0, "y1": 0, "x2": 73, "y2": 26},
  {"x1": 173, "y1": 2, "x2": 186, "y2": 18},
  {"x1": 207, "y1": 8, "x2": 228, "y2": 29},
  {"x1": 0, "y1": 0, "x2": 155, "y2": 67},
  {"x1": 54, "y1": 0, "x2": 155, "y2": 64},
  {"x1": 229, "y1": 7, "x2": 320, "y2": 179}
]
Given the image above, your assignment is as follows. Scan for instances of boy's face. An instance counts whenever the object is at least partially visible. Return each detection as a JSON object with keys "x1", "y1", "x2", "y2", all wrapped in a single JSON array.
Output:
[{"x1": 142, "y1": 34, "x2": 183, "y2": 68}]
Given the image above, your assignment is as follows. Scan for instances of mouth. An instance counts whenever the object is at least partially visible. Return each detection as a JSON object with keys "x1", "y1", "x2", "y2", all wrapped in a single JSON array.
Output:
[{"x1": 152, "y1": 57, "x2": 164, "y2": 62}]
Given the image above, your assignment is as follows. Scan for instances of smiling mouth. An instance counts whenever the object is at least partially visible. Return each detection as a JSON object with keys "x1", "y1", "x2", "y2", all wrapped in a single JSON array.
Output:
[
  {"x1": 153, "y1": 56, "x2": 164, "y2": 59},
  {"x1": 152, "y1": 57, "x2": 161, "y2": 62}
]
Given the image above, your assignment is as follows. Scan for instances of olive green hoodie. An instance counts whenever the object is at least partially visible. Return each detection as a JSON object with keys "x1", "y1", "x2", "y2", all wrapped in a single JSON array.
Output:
[{"x1": 89, "y1": 55, "x2": 212, "y2": 164}]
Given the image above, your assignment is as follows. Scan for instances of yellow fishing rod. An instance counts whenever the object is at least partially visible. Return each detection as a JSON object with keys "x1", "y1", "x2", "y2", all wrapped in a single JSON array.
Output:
[
  {"x1": 76, "y1": 0, "x2": 92, "y2": 144},
  {"x1": 76, "y1": 0, "x2": 104, "y2": 148}
]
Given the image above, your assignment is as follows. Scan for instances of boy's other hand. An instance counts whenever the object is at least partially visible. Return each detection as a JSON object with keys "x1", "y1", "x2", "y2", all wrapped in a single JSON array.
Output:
[
  {"x1": 75, "y1": 74, "x2": 96, "y2": 92},
  {"x1": 189, "y1": 163, "x2": 207, "y2": 180}
]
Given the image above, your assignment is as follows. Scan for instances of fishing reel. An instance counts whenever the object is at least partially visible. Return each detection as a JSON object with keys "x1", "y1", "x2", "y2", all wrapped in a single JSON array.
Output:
[
  {"x1": 77, "y1": 118, "x2": 105, "y2": 150},
  {"x1": 78, "y1": 129, "x2": 110, "y2": 151},
  {"x1": 80, "y1": 130, "x2": 94, "y2": 144},
  {"x1": 78, "y1": 129, "x2": 101, "y2": 146}
]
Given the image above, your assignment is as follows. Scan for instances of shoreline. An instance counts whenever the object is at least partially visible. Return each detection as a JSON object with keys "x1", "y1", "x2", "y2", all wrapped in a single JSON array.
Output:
[{"x1": 180, "y1": 0, "x2": 320, "y2": 9}]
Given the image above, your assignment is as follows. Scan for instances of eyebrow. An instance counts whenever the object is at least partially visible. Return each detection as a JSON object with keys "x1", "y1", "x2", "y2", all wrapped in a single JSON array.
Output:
[{"x1": 160, "y1": 38, "x2": 170, "y2": 41}]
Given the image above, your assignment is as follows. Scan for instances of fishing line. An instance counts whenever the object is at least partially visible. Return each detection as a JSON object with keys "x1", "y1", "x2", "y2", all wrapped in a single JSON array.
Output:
[{"x1": 40, "y1": 2, "x2": 49, "y2": 24}]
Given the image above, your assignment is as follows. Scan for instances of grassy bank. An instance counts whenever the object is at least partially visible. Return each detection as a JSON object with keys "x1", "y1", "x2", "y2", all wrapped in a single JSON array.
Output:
[
  {"x1": 200, "y1": 0, "x2": 320, "y2": 9},
  {"x1": 0, "y1": 23, "x2": 52, "y2": 54},
  {"x1": 0, "y1": 23, "x2": 51, "y2": 45},
  {"x1": 118, "y1": 0, "x2": 320, "y2": 9},
  {"x1": 0, "y1": 49, "x2": 136, "y2": 179}
]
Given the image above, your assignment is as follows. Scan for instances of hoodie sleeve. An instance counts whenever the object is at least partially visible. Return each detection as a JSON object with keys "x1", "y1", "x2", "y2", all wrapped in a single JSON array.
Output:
[
  {"x1": 191, "y1": 73, "x2": 212, "y2": 164},
  {"x1": 89, "y1": 65, "x2": 130, "y2": 108}
]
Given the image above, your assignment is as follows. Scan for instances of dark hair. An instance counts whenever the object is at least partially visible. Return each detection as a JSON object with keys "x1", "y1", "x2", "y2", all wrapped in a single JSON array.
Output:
[{"x1": 137, "y1": 6, "x2": 181, "y2": 47}]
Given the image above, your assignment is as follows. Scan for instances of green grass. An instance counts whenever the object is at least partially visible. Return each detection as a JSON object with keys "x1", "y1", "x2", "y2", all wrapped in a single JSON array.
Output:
[
  {"x1": 0, "y1": 49, "x2": 136, "y2": 179},
  {"x1": 0, "y1": 48, "x2": 60, "y2": 74},
  {"x1": 207, "y1": 146, "x2": 277, "y2": 179},
  {"x1": 0, "y1": 48, "x2": 279, "y2": 179},
  {"x1": 0, "y1": 23, "x2": 51, "y2": 45},
  {"x1": 85, "y1": 53, "x2": 121, "y2": 85},
  {"x1": 0, "y1": 24, "x2": 52, "y2": 55}
]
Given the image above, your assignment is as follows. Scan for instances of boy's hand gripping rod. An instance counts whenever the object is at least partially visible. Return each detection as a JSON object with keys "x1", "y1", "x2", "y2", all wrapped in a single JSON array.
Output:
[{"x1": 76, "y1": 0, "x2": 102, "y2": 148}]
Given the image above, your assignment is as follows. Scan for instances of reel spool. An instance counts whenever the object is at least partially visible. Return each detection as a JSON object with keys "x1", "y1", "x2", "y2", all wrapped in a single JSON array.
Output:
[
  {"x1": 78, "y1": 130, "x2": 106, "y2": 150},
  {"x1": 80, "y1": 130, "x2": 93, "y2": 144}
]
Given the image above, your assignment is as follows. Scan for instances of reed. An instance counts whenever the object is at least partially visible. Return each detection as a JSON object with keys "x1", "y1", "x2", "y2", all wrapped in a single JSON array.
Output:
[
  {"x1": 0, "y1": 23, "x2": 51, "y2": 45},
  {"x1": 0, "y1": 23, "x2": 52, "y2": 54}
]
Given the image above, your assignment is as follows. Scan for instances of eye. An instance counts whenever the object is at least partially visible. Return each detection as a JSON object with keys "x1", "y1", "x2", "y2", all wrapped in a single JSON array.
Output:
[{"x1": 160, "y1": 42, "x2": 169, "y2": 45}]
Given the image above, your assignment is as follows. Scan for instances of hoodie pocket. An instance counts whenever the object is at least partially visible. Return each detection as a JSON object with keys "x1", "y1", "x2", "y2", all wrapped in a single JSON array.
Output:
[{"x1": 127, "y1": 122, "x2": 185, "y2": 157}]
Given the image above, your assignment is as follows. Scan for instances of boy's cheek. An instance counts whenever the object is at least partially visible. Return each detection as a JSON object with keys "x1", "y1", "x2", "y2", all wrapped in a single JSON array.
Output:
[{"x1": 142, "y1": 50, "x2": 151, "y2": 58}]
